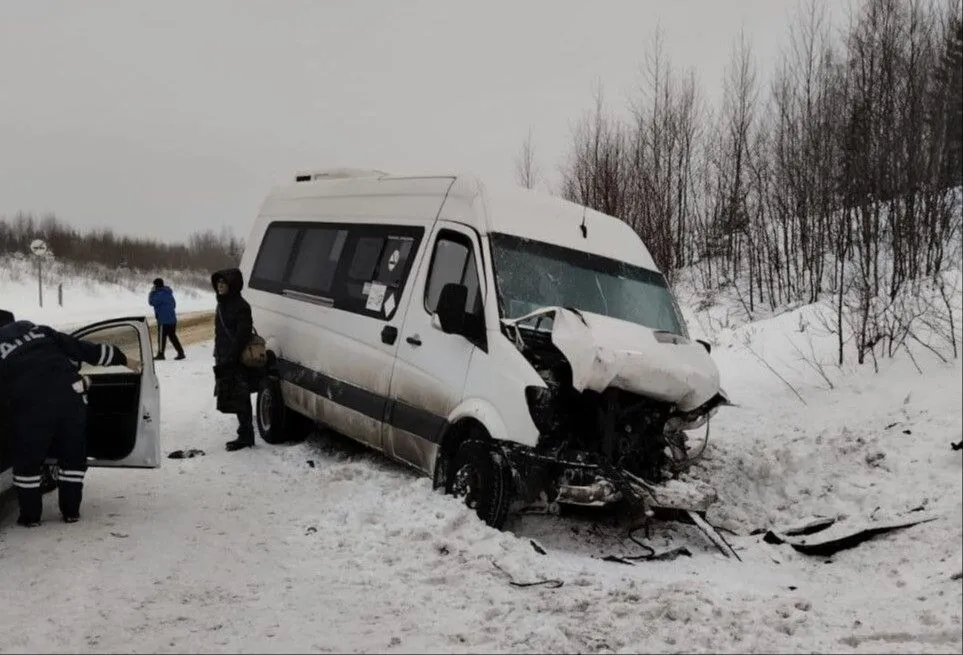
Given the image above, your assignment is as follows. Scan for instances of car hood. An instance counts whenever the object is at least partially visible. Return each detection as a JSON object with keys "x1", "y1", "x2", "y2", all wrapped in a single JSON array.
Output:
[{"x1": 504, "y1": 307, "x2": 722, "y2": 412}]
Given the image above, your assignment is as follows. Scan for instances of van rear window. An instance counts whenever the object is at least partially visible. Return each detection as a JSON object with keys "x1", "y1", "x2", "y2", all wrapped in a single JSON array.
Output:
[{"x1": 250, "y1": 226, "x2": 299, "y2": 284}]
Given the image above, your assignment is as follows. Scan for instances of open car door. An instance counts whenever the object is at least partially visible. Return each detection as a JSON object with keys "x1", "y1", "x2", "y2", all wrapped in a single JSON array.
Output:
[{"x1": 70, "y1": 316, "x2": 161, "y2": 468}]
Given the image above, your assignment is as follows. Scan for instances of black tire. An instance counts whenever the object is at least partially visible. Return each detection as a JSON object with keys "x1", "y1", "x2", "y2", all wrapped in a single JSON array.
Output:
[
  {"x1": 445, "y1": 439, "x2": 513, "y2": 529},
  {"x1": 40, "y1": 464, "x2": 58, "y2": 494},
  {"x1": 256, "y1": 376, "x2": 314, "y2": 445},
  {"x1": 256, "y1": 376, "x2": 289, "y2": 444}
]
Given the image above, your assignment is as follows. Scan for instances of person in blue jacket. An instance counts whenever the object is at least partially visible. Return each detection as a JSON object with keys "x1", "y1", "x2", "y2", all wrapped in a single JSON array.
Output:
[
  {"x1": 148, "y1": 278, "x2": 185, "y2": 360},
  {"x1": 0, "y1": 309, "x2": 130, "y2": 526}
]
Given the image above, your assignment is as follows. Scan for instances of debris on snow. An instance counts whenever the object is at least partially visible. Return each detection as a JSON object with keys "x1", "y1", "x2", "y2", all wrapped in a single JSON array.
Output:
[
  {"x1": 490, "y1": 560, "x2": 564, "y2": 589},
  {"x1": 763, "y1": 512, "x2": 939, "y2": 556},
  {"x1": 168, "y1": 448, "x2": 206, "y2": 459}
]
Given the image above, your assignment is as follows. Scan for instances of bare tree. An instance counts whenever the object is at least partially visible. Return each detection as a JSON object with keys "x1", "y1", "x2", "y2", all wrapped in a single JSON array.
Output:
[{"x1": 514, "y1": 126, "x2": 540, "y2": 190}]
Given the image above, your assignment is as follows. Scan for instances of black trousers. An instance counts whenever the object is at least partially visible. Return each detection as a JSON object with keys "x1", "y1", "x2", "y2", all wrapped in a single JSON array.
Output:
[
  {"x1": 158, "y1": 321, "x2": 185, "y2": 357},
  {"x1": 12, "y1": 388, "x2": 87, "y2": 522}
]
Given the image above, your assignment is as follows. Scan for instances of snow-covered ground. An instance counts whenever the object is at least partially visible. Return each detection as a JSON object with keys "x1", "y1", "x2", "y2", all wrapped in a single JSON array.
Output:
[
  {"x1": 0, "y1": 269, "x2": 960, "y2": 653},
  {"x1": 1, "y1": 255, "x2": 213, "y2": 329}
]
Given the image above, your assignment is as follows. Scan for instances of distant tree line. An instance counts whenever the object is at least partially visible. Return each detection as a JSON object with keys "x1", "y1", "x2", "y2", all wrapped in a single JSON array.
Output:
[
  {"x1": 0, "y1": 212, "x2": 245, "y2": 283},
  {"x1": 523, "y1": 0, "x2": 963, "y2": 367}
]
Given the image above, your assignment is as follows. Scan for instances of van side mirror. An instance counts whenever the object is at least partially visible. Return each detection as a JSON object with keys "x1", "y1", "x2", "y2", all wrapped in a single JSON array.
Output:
[{"x1": 435, "y1": 283, "x2": 467, "y2": 335}]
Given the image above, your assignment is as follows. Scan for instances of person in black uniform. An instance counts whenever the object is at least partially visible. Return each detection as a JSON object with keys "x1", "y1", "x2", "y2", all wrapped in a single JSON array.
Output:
[
  {"x1": 0, "y1": 309, "x2": 129, "y2": 527},
  {"x1": 211, "y1": 268, "x2": 258, "y2": 452}
]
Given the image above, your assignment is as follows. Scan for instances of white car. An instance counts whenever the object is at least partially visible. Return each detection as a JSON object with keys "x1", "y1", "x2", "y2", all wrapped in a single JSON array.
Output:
[
  {"x1": 1, "y1": 317, "x2": 161, "y2": 501},
  {"x1": 240, "y1": 170, "x2": 727, "y2": 528}
]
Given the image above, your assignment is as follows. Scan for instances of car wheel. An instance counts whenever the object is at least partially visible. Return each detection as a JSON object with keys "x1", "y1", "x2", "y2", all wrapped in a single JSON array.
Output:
[
  {"x1": 256, "y1": 376, "x2": 314, "y2": 445},
  {"x1": 446, "y1": 439, "x2": 513, "y2": 529},
  {"x1": 256, "y1": 377, "x2": 288, "y2": 444},
  {"x1": 40, "y1": 465, "x2": 58, "y2": 494}
]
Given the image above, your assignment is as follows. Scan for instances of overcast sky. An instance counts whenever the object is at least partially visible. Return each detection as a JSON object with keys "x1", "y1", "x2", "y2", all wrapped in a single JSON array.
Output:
[{"x1": 0, "y1": 0, "x2": 851, "y2": 243}]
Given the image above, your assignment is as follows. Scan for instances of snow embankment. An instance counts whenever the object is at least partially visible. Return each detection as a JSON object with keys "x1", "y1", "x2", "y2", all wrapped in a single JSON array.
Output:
[{"x1": 0, "y1": 254, "x2": 214, "y2": 329}]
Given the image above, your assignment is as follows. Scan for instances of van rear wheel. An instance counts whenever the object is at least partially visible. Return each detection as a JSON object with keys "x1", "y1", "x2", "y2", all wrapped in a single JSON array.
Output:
[
  {"x1": 446, "y1": 439, "x2": 512, "y2": 529},
  {"x1": 256, "y1": 376, "x2": 312, "y2": 444}
]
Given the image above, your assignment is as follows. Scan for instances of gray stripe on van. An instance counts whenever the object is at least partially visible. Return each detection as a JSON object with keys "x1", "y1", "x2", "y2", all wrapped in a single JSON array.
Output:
[{"x1": 276, "y1": 358, "x2": 447, "y2": 445}]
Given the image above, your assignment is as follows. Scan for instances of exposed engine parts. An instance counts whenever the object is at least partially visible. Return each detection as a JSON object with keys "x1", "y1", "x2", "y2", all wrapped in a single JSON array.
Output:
[
  {"x1": 510, "y1": 323, "x2": 717, "y2": 491},
  {"x1": 499, "y1": 311, "x2": 738, "y2": 558}
]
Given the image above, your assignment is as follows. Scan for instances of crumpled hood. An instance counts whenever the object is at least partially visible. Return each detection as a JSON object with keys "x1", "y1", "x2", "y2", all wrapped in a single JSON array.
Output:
[{"x1": 507, "y1": 307, "x2": 722, "y2": 412}]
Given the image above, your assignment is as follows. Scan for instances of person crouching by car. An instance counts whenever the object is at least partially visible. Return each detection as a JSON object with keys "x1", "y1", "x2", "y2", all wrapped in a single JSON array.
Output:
[
  {"x1": 0, "y1": 309, "x2": 132, "y2": 526},
  {"x1": 148, "y1": 277, "x2": 186, "y2": 360},
  {"x1": 211, "y1": 268, "x2": 261, "y2": 452}
]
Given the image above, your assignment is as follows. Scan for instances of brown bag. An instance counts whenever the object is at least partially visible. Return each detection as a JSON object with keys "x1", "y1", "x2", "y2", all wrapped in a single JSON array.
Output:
[
  {"x1": 241, "y1": 329, "x2": 267, "y2": 368},
  {"x1": 217, "y1": 308, "x2": 267, "y2": 369}
]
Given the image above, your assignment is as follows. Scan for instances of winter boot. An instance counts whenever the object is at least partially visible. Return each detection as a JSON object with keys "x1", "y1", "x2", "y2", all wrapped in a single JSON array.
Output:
[
  {"x1": 17, "y1": 515, "x2": 41, "y2": 528},
  {"x1": 154, "y1": 353, "x2": 166, "y2": 361},
  {"x1": 174, "y1": 352, "x2": 186, "y2": 360},
  {"x1": 225, "y1": 438, "x2": 254, "y2": 452},
  {"x1": 62, "y1": 515, "x2": 79, "y2": 524}
]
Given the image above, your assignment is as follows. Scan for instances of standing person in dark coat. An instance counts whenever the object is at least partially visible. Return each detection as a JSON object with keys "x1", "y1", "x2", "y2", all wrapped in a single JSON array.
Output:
[
  {"x1": 211, "y1": 268, "x2": 258, "y2": 451},
  {"x1": 148, "y1": 278, "x2": 186, "y2": 360},
  {"x1": 0, "y1": 309, "x2": 131, "y2": 526}
]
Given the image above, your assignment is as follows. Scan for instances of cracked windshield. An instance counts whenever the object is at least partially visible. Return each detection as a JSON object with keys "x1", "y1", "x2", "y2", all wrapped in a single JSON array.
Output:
[{"x1": 490, "y1": 232, "x2": 686, "y2": 336}]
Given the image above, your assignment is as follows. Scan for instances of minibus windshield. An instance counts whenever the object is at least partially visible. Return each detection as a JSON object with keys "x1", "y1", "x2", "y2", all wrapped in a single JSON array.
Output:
[{"x1": 490, "y1": 232, "x2": 687, "y2": 337}]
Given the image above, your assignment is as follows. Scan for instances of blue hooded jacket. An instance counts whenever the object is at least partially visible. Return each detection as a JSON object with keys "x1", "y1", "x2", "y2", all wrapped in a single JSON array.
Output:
[{"x1": 148, "y1": 285, "x2": 177, "y2": 325}]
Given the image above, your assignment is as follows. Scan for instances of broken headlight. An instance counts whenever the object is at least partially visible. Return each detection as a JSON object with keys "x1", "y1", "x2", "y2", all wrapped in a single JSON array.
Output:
[
  {"x1": 665, "y1": 406, "x2": 718, "y2": 432},
  {"x1": 664, "y1": 392, "x2": 729, "y2": 432},
  {"x1": 525, "y1": 385, "x2": 557, "y2": 435}
]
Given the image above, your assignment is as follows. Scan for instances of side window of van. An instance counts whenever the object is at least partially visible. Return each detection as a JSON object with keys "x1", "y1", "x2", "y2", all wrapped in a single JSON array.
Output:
[
  {"x1": 425, "y1": 232, "x2": 483, "y2": 316},
  {"x1": 249, "y1": 221, "x2": 423, "y2": 320},
  {"x1": 250, "y1": 225, "x2": 299, "y2": 288},
  {"x1": 287, "y1": 228, "x2": 348, "y2": 296},
  {"x1": 334, "y1": 227, "x2": 423, "y2": 320}
]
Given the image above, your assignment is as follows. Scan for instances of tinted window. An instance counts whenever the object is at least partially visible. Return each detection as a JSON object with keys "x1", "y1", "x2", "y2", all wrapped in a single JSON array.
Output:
[
  {"x1": 337, "y1": 230, "x2": 420, "y2": 320},
  {"x1": 425, "y1": 234, "x2": 482, "y2": 315},
  {"x1": 287, "y1": 228, "x2": 347, "y2": 295},
  {"x1": 248, "y1": 221, "x2": 423, "y2": 320},
  {"x1": 348, "y1": 236, "x2": 385, "y2": 281},
  {"x1": 251, "y1": 226, "x2": 299, "y2": 283}
]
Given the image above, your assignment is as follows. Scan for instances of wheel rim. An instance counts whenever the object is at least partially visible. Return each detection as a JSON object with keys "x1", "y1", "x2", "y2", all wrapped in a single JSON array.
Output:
[
  {"x1": 452, "y1": 461, "x2": 484, "y2": 509},
  {"x1": 259, "y1": 388, "x2": 273, "y2": 432}
]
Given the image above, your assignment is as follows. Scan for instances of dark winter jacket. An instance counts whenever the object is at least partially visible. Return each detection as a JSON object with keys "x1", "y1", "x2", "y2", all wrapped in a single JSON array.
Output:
[
  {"x1": 211, "y1": 268, "x2": 258, "y2": 413},
  {"x1": 148, "y1": 285, "x2": 178, "y2": 325},
  {"x1": 0, "y1": 320, "x2": 128, "y2": 407},
  {"x1": 212, "y1": 268, "x2": 253, "y2": 367}
]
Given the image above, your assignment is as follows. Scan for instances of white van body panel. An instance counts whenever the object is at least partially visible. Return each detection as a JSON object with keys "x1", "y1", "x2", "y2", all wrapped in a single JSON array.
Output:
[
  {"x1": 238, "y1": 170, "x2": 724, "y2": 500},
  {"x1": 383, "y1": 220, "x2": 482, "y2": 473},
  {"x1": 456, "y1": 334, "x2": 544, "y2": 448},
  {"x1": 442, "y1": 177, "x2": 659, "y2": 270},
  {"x1": 238, "y1": 177, "x2": 454, "y2": 451}
]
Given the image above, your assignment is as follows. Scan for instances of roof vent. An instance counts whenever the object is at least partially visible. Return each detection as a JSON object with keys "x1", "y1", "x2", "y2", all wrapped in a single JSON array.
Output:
[{"x1": 295, "y1": 168, "x2": 388, "y2": 182}]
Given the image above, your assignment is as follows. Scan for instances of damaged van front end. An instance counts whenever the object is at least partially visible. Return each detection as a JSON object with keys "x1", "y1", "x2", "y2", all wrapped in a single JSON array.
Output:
[{"x1": 498, "y1": 306, "x2": 730, "y2": 521}]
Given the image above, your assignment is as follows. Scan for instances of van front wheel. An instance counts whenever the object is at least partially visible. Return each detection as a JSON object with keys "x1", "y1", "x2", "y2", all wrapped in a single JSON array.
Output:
[{"x1": 446, "y1": 439, "x2": 512, "y2": 529}]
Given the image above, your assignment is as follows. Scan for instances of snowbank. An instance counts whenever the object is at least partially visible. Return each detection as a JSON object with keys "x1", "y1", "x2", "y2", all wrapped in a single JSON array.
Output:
[{"x1": 1, "y1": 254, "x2": 214, "y2": 328}]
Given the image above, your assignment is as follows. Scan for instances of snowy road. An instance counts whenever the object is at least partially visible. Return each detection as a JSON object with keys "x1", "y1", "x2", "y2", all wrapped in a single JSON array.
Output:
[{"x1": 0, "y1": 329, "x2": 961, "y2": 653}]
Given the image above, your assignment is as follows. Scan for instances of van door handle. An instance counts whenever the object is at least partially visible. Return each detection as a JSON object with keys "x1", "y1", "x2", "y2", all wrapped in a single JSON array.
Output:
[
  {"x1": 381, "y1": 325, "x2": 398, "y2": 345},
  {"x1": 406, "y1": 334, "x2": 422, "y2": 347}
]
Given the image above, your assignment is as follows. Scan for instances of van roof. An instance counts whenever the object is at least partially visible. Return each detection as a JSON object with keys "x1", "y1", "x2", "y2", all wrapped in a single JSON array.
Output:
[{"x1": 268, "y1": 171, "x2": 659, "y2": 272}]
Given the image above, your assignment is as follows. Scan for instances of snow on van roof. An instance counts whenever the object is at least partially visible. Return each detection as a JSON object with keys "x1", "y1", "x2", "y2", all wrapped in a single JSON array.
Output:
[{"x1": 447, "y1": 176, "x2": 659, "y2": 272}]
